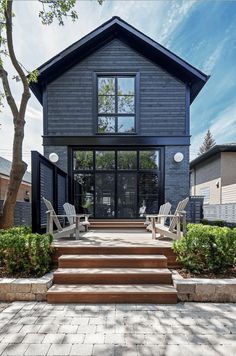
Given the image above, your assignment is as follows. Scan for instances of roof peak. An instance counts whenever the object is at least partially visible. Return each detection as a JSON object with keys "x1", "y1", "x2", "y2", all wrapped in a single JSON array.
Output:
[{"x1": 30, "y1": 16, "x2": 208, "y2": 105}]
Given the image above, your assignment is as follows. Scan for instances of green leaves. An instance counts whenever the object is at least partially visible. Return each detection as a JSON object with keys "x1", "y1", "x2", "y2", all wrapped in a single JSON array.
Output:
[
  {"x1": 38, "y1": 0, "x2": 104, "y2": 26},
  {"x1": 0, "y1": 226, "x2": 53, "y2": 277},
  {"x1": 173, "y1": 224, "x2": 236, "y2": 274},
  {"x1": 39, "y1": 0, "x2": 78, "y2": 26},
  {"x1": 28, "y1": 69, "x2": 39, "y2": 84}
]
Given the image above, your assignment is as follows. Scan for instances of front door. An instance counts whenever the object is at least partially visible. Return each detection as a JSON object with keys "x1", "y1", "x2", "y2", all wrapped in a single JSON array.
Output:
[{"x1": 72, "y1": 148, "x2": 161, "y2": 218}]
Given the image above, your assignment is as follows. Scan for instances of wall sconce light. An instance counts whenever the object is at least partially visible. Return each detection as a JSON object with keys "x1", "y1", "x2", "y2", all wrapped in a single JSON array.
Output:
[
  {"x1": 174, "y1": 152, "x2": 184, "y2": 163},
  {"x1": 49, "y1": 152, "x2": 59, "y2": 163},
  {"x1": 216, "y1": 181, "x2": 220, "y2": 188}
]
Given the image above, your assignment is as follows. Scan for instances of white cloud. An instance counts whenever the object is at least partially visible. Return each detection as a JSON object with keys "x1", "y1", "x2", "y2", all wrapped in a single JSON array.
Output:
[
  {"x1": 202, "y1": 42, "x2": 224, "y2": 73},
  {"x1": 158, "y1": 0, "x2": 196, "y2": 45},
  {"x1": 191, "y1": 103, "x2": 236, "y2": 159}
]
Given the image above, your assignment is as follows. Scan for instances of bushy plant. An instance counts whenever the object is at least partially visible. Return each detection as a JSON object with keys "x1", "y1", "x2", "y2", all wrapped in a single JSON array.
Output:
[
  {"x1": 200, "y1": 218, "x2": 209, "y2": 225},
  {"x1": 173, "y1": 224, "x2": 236, "y2": 273},
  {"x1": 0, "y1": 226, "x2": 53, "y2": 277},
  {"x1": 212, "y1": 220, "x2": 226, "y2": 227}
]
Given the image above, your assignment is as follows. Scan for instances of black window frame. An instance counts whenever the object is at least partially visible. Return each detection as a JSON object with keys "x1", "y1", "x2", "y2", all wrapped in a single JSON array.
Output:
[
  {"x1": 70, "y1": 147, "x2": 163, "y2": 219},
  {"x1": 94, "y1": 73, "x2": 139, "y2": 135}
]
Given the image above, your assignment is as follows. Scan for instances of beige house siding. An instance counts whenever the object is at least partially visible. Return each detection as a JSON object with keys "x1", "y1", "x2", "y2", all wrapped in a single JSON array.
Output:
[
  {"x1": 191, "y1": 151, "x2": 236, "y2": 204},
  {"x1": 190, "y1": 155, "x2": 221, "y2": 204},
  {"x1": 194, "y1": 178, "x2": 221, "y2": 204},
  {"x1": 221, "y1": 152, "x2": 236, "y2": 186},
  {"x1": 222, "y1": 184, "x2": 236, "y2": 204}
]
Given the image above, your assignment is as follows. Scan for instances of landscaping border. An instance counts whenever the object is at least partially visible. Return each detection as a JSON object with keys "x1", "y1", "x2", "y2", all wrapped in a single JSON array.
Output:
[
  {"x1": 0, "y1": 272, "x2": 53, "y2": 302},
  {"x1": 172, "y1": 270, "x2": 236, "y2": 302}
]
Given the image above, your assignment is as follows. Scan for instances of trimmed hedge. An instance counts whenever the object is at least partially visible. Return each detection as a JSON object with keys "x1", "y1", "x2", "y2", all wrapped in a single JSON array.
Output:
[
  {"x1": 0, "y1": 226, "x2": 53, "y2": 277},
  {"x1": 173, "y1": 224, "x2": 236, "y2": 273}
]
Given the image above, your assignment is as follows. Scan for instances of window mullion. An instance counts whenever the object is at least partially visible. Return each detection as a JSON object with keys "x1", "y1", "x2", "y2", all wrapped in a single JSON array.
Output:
[{"x1": 115, "y1": 77, "x2": 118, "y2": 132}]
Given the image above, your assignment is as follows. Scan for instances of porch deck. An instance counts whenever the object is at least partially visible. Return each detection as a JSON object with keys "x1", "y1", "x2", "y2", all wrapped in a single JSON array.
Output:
[
  {"x1": 51, "y1": 229, "x2": 178, "y2": 269},
  {"x1": 52, "y1": 229, "x2": 173, "y2": 248}
]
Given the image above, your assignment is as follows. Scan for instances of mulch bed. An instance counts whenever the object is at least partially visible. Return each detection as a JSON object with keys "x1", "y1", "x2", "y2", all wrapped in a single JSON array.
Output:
[
  {"x1": 0, "y1": 267, "x2": 39, "y2": 279},
  {"x1": 177, "y1": 266, "x2": 236, "y2": 279}
]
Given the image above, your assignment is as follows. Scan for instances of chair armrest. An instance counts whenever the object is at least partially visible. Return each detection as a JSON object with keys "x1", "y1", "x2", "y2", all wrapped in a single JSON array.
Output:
[
  {"x1": 51, "y1": 214, "x2": 76, "y2": 218},
  {"x1": 154, "y1": 214, "x2": 177, "y2": 218}
]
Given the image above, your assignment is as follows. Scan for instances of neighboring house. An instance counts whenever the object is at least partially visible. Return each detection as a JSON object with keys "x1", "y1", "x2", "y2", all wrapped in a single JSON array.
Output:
[
  {"x1": 30, "y1": 17, "x2": 208, "y2": 219},
  {"x1": 190, "y1": 144, "x2": 236, "y2": 204},
  {"x1": 0, "y1": 157, "x2": 31, "y2": 202}
]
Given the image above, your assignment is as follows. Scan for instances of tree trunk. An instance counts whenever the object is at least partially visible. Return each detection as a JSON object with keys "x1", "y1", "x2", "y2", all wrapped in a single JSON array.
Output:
[
  {"x1": 0, "y1": 119, "x2": 28, "y2": 229},
  {"x1": 0, "y1": 0, "x2": 30, "y2": 229}
]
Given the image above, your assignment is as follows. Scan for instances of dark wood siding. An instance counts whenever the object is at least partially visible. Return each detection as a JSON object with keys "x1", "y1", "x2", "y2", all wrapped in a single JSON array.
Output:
[{"x1": 46, "y1": 39, "x2": 186, "y2": 136}]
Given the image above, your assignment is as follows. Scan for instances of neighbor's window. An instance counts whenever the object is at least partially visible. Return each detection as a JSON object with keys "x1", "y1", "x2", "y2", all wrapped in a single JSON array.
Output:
[
  {"x1": 97, "y1": 76, "x2": 136, "y2": 134},
  {"x1": 200, "y1": 187, "x2": 210, "y2": 204}
]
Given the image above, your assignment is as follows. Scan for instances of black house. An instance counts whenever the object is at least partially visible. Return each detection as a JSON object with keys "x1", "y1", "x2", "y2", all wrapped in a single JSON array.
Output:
[{"x1": 30, "y1": 17, "x2": 208, "y2": 220}]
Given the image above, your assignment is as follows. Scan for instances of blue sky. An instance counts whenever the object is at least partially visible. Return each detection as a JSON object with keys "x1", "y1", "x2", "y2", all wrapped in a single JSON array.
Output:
[{"x1": 1, "y1": 0, "x2": 236, "y2": 168}]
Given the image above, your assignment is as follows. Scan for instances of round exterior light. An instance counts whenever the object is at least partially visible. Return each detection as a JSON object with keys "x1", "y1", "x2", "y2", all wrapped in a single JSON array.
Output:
[
  {"x1": 49, "y1": 153, "x2": 59, "y2": 163},
  {"x1": 174, "y1": 152, "x2": 184, "y2": 163}
]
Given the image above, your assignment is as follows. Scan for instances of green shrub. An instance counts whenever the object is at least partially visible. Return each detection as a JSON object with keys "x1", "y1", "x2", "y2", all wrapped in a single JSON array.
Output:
[
  {"x1": 212, "y1": 220, "x2": 226, "y2": 227},
  {"x1": 0, "y1": 226, "x2": 53, "y2": 277},
  {"x1": 173, "y1": 224, "x2": 236, "y2": 273},
  {"x1": 200, "y1": 218, "x2": 209, "y2": 225}
]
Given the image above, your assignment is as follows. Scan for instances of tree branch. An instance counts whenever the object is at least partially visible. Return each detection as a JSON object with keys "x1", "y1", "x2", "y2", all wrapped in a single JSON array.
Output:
[
  {"x1": 5, "y1": 0, "x2": 30, "y2": 124},
  {"x1": 5, "y1": 0, "x2": 30, "y2": 96},
  {"x1": 0, "y1": 66, "x2": 18, "y2": 120}
]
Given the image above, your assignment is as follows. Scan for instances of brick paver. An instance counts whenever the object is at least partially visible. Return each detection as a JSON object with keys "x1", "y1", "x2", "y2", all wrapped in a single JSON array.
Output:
[{"x1": 0, "y1": 302, "x2": 235, "y2": 355}]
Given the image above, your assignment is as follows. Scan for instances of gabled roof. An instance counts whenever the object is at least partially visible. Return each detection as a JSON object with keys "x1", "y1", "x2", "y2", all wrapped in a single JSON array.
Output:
[
  {"x1": 30, "y1": 16, "x2": 209, "y2": 104},
  {"x1": 0, "y1": 157, "x2": 31, "y2": 184},
  {"x1": 190, "y1": 143, "x2": 236, "y2": 169}
]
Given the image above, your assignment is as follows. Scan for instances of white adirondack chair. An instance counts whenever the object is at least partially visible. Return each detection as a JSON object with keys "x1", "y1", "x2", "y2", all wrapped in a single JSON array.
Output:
[
  {"x1": 63, "y1": 202, "x2": 90, "y2": 232},
  {"x1": 151, "y1": 197, "x2": 189, "y2": 240},
  {"x1": 145, "y1": 202, "x2": 172, "y2": 231},
  {"x1": 43, "y1": 197, "x2": 81, "y2": 239}
]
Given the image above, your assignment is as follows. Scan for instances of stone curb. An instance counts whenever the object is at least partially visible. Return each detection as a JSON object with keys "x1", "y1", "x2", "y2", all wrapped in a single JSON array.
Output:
[
  {"x1": 0, "y1": 272, "x2": 53, "y2": 302},
  {"x1": 172, "y1": 270, "x2": 236, "y2": 302}
]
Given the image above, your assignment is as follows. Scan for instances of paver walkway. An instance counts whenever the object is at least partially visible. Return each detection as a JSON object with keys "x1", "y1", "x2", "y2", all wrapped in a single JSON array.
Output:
[{"x1": 0, "y1": 302, "x2": 235, "y2": 355}]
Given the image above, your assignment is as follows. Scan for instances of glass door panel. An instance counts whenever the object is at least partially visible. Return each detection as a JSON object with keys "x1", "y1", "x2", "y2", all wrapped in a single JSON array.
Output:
[
  {"x1": 74, "y1": 173, "x2": 94, "y2": 215},
  {"x1": 74, "y1": 174, "x2": 94, "y2": 215},
  {"x1": 117, "y1": 173, "x2": 137, "y2": 218},
  {"x1": 95, "y1": 173, "x2": 115, "y2": 218},
  {"x1": 138, "y1": 173, "x2": 159, "y2": 215}
]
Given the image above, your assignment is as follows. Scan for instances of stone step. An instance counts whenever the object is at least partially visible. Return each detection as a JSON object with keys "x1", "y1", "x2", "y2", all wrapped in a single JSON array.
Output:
[
  {"x1": 58, "y1": 254, "x2": 168, "y2": 268},
  {"x1": 47, "y1": 284, "x2": 177, "y2": 304},
  {"x1": 53, "y1": 268, "x2": 173, "y2": 285}
]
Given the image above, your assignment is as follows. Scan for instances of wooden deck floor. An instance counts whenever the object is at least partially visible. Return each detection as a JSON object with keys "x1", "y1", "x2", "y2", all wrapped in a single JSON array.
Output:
[{"x1": 52, "y1": 229, "x2": 173, "y2": 248}]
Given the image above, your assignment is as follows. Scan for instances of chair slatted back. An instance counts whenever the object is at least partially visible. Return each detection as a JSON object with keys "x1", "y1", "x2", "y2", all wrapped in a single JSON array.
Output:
[
  {"x1": 63, "y1": 203, "x2": 76, "y2": 226},
  {"x1": 169, "y1": 198, "x2": 189, "y2": 232},
  {"x1": 159, "y1": 202, "x2": 172, "y2": 224},
  {"x1": 42, "y1": 197, "x2": 62, "y2": 231}
]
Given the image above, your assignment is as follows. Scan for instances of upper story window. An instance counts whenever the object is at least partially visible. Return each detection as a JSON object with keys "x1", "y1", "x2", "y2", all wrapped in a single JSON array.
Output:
[{"x1": 97, "y1": 75, "x2": 136, "y2": 134}]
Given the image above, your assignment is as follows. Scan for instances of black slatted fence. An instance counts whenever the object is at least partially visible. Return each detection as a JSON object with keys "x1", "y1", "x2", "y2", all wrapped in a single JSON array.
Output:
[
  {"x1": 187, "y1": 196, "x2": 204, "y2": 223},
  {"x1": 31, "y1": 151, "x2": 68, "y2": 233}
]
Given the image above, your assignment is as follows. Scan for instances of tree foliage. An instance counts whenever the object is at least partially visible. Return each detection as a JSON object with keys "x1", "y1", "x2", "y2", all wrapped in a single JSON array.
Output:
[
  {"x1": 198, "y1": 129, "x2": 216, "y2": 156},
  {"x1": 0, "y1": 0, "x2": 103, "y2": 229}
]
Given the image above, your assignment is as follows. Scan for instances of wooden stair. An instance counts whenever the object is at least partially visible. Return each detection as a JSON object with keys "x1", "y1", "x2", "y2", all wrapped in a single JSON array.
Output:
[
  {"x1": 47, "y1": 284, "x2": 177, "y2": 303},
  {"x1": 58, "y1": 254, "x2": 167, "y2": 268},
  {"x1": 47, "y1": 246, "x2": 177, "y2": 304},
  {"x1": 89, "y1": 220, "x2": 145, "y2": 229}
]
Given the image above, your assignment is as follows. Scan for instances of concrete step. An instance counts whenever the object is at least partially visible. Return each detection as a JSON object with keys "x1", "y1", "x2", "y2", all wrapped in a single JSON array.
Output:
[
  {"x1": 53, "y1": 268, "x2": 173, "y2": 285},
  {"x1": 47, "y1": 284, "x2": 177, "y2": 304},
  {"x1": 58, "y1": 254, "x2": 168, "y2": 268}
]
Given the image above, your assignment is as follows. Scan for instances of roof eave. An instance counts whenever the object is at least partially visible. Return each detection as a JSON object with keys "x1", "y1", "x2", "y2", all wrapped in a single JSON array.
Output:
[
  {"x1": 190, "y1": 144, "x2": 236, "y2": 168},
  {"x1": 30, "y1": 17, "x2": 209, "y2": 105}
]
